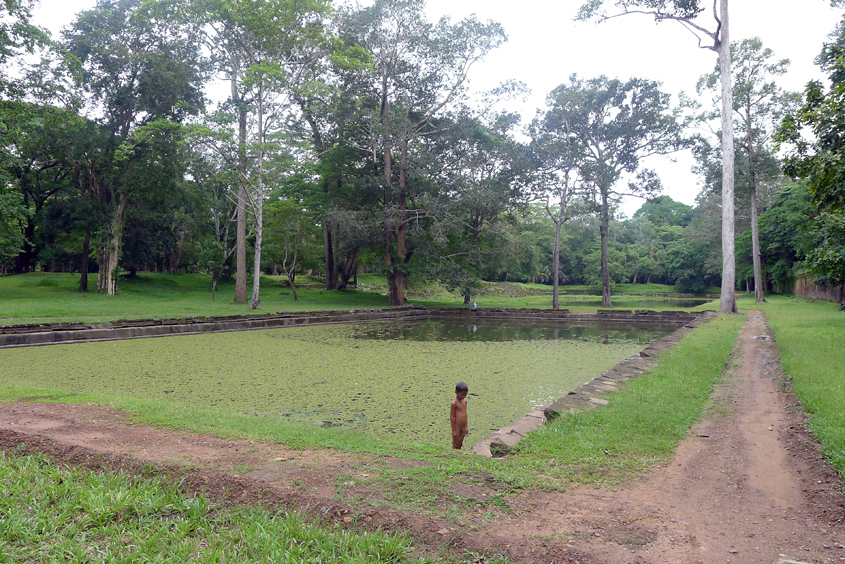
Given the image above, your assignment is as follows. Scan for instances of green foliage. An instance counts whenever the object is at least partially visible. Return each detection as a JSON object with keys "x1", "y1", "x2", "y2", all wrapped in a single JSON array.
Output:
[
  {"x1": 632, "y1": 195, "x2": 693, "y2": 227},
  {"x1": 582, "y1": 247, "x2": 626, "y2": 286},
  {"x1": 757, "y1": 182, "x2": 820, "y2": 290},
  {"x1": 0, "y1": 183, "x2": 27, "y2": 272},
  {"x1": 664, "y1": 238, "x2": 710, "y2": 293},
  {"x1": 778, "y1": 16, "x2": 845, "y2": 214}
]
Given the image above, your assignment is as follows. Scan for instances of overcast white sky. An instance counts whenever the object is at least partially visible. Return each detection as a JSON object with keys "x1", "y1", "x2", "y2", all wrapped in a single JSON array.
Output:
[{"x1": 32, "y1": 0, "x2": 843, "y2": 216}]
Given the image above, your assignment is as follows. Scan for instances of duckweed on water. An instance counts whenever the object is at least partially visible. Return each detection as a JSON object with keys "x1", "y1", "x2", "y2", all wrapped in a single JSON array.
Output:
[{"x1": 0, "y1": 320, "x2": 671, "y2": 445}]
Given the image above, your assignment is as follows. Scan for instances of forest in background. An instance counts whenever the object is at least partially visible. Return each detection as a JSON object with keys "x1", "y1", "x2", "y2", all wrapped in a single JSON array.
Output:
[{"x1": 1, "y1": 0, "x2": 844, "y2": 308}]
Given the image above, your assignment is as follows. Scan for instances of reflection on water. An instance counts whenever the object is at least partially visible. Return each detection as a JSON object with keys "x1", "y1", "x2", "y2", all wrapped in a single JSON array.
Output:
[
  {"x1": 557, "y1": 298, "x2": 713, "y2": 308},
  {"x1": 353, "y1": 318, "x2": 676, "y2": 344}
]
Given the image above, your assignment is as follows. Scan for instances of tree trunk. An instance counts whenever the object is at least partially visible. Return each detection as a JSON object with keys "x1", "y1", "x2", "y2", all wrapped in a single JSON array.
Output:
[
  {"x1": 718, "y1": 0, "x2": 738, "y2": 314},
  {"x1": 169, "y1": 230, "x2": 187, "y2": 274},
  {"x1": 338, "y1": 250, "x2": 359, "y2": 290},
  {"x1": 79, "y1": 231, "x2": 90, "y2": 293},
  {"x1": 387, "y1": 270, "x2": 405, "y2": 305},
  {"x1": 745, "y1": 103, "x2": 766, "y2": 304},
  {"x1": 98, "y1": 193, "x2": 127, "y2": 296},
  {"x1": 250, "y1": 85, "x2": 266, "y2": 311},
  {"x1": 324, "y1": 223, "x2": 338, "y2": 290},
  {"x1": 750, "y1": 184, "x2": 766, "y2": 302},
  {"x1": 552, "y1": 218, "x2": 561, "y2": 310},
  {"x1": 234, "y1": 103, "x2": 248, "y2": 304},
  {"x1": 250, "y1": 203, "x2": 262, "y2": 310},
  {"x1": 464, "y1": 292, "x2": 471, "y2": 306},
  {"x1": 600, "y1": 188, "x2": 612, "y2": 308}
]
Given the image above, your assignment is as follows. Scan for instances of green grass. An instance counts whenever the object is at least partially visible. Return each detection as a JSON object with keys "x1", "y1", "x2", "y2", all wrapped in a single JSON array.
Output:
[
  {"x1": 754, "y1": 295, "x2": 845, "y2": 478},
  {"x1": 0, "y1": 272, "x2": 392, "y2": 325},
  {"x1": 0, "y1": 450, "x2": 417, "y2": 563},
  {"x1": 511, "y1": 313, "x2": 745, "y2": 484},
  {"x1": 0, "y1": 272, "x2": 719, "y2": 325}
]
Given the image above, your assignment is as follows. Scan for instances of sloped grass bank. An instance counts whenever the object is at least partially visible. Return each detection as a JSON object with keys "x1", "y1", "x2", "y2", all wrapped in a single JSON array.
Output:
[
  {"x1": 0, "y1": 450, "x2": 416, "y2": 564},
  {"x1": 512, "y1": 313, "x2": 745, "y2": 483},
  {"x1": 758, "y1": 296, "x2": 845, "y2": 478}
]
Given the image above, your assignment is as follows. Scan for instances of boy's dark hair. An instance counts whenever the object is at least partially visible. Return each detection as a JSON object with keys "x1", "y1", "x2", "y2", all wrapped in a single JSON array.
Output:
[{"x1": 455, "y1": 382, "x2": 468, "y2": 393}]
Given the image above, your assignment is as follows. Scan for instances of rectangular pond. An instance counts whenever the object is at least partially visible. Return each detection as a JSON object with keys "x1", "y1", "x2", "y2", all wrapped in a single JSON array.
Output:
[{"x1": 0, "y1": 318, "x2": 680, "y2": 446}]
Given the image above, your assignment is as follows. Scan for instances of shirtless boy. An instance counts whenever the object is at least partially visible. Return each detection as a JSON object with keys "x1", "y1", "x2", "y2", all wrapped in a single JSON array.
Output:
[{"x1": 450, "y1": 382, "x2": 469, "y2": 449}]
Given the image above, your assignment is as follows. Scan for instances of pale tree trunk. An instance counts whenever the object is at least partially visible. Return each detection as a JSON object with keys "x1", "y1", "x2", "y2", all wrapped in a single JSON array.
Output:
[
  {"x1": 718, "y1": 0, "x2": 738, "y2": 314},
  {"x1": 234, "y1": 75, "x2": 248, "y2": 304},
  {"x1": 600, "y1": 188, "x2": 612, "y2": 308},
  {"x1": 391, "y1": 138, "x2": 410, "y2": 306},
  {"x1": 250, "y1": 203, "x2": 263, "y2": 309},
  {"x1": 98, "y1": 193, "x2": 127, "y2": 296},
  {"x1": 745, "y1": 98, "x2": 766, "y2": 303},
  {"x1": 250, "y1": 84, "x2": 265, "y2": 310},
  {"x1": 552, "y1": 217, "x2": 562, "y2": 310},
  {"x1": 546, "y1": 189, "x2": 567, "y2": 311}
]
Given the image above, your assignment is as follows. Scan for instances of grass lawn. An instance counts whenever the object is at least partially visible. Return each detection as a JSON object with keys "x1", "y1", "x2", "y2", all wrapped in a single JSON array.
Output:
[
  {"x1": 753, "y1": 295, "x2": 845, "y2": 478},
  {"x1": 0, "y1": 272, "x2": 719, "y2": 325}
]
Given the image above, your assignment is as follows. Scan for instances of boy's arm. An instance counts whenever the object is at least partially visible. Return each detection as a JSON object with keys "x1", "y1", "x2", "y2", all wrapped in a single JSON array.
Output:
[{"x1": 450, "y1": 401, "x2": 457, "y2": 430}]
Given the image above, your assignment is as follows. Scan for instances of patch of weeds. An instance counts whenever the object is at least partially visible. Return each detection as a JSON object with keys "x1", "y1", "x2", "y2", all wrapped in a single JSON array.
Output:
[
  {"x1": 232, "y1": 464, "x2": 256, "y2": 475},
  {"x1": 443, "y1": 504, "x2": 465, "y2": 523},
  {"x1": 139, "y1": 462, "x2": 162, "y2": 477},
  {"x1": 292, "y1": 479, "x2": 303, "y2": 488}
]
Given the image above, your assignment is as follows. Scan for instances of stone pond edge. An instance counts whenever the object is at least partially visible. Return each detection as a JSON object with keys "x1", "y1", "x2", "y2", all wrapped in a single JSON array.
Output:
[
  {"x1": 470, "y1": 310, "x2": 720, "y2": 458},
  {"x1": 0, "y1": 305, "x2": 702, "y2": 348}
]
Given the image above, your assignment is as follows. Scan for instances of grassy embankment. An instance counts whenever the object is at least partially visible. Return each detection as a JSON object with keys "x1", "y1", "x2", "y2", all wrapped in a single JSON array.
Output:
[
  {"x1": 0, "y1": 449, "x2": 430, "y2": 564},
  {"x1": 0, "y1": 272, "x2": 719, "y2": 325},
  {"x1": 757, "y1": 296, "x2": 845, "y2": 478}
]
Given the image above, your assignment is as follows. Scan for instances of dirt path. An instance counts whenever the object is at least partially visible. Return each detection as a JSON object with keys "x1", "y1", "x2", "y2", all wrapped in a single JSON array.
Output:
[{"x1": 1, "y1": 311, "x2": 844, "y2": 563}]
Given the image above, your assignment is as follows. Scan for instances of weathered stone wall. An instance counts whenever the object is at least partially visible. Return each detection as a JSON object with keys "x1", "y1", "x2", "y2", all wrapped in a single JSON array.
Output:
[
  {"x1": 0, "y1": 306, "x2": 430, "y2": 348},
  {"x1": 794, "y1": 275, "x2": 844, "y2": 304},
  {"x1": 0, "y1": 306, "x2": 704, "y2": 348}
]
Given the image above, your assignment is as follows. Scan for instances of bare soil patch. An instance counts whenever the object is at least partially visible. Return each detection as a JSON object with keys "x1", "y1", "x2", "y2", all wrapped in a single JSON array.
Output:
[{"x1": 1, "y1": 311, "x2": 844, "y2": 563}]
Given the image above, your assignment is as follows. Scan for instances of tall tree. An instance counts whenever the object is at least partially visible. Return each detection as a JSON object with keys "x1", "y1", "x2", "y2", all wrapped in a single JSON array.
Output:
[
  {"x1": 425, "y1": 111, "x2": 531, "y2": 305},
  {"x1": 542, "y1": 75, "x2": 687, "y2": 307},
  {"x1": 530, "y1": 106, "x2": 591, "y2": 309},
  {"x1": 577, "y1": 0, "x2": 739, "y2": 313},
  {"x1": 698, "y1": 38, "x2": 798, "y2": 302},
  {"x1": 777, "y1": 16, "x2": 845, "y2": 294},
  {"x1": 338, "y1": 0, "x2": 506, "y2": 305},
  {"x1": 64, "y1": 0, "x2": 206, "y2": 294},
  {"x1": 191, "y1": 0, "x2": 332, "y2": 307}
]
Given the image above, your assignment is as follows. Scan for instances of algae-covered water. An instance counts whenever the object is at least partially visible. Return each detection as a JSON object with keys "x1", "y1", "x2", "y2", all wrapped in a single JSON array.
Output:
[{"x1": 0, "y1": 320, "x2": 673, "y2": 445}]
